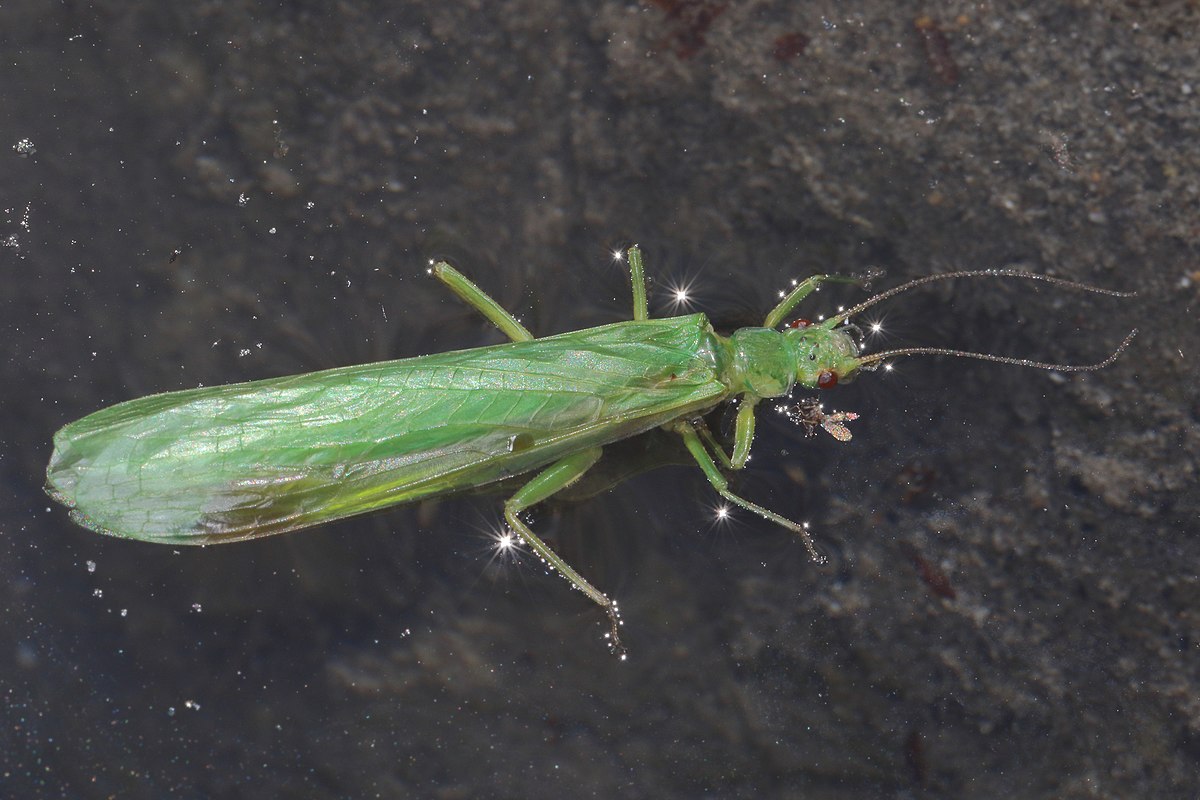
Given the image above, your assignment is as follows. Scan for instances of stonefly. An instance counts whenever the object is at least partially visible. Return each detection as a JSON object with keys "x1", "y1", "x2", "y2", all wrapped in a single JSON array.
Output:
[{"x1": 46, "y1": 246, "x2": 1135, "y2": 656}]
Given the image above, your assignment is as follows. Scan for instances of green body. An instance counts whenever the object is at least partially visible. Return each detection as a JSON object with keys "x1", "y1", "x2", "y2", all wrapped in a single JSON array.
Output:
[{"x1": 47, "y1": 272, "x2": 862, "y2": 548}]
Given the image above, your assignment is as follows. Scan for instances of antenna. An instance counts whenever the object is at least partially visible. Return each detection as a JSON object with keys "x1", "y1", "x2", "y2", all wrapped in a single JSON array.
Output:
[
  {"x1": 857, "y1": 329, "x2": 1138, "y2": 372},
  {"x1": 830, "y1": 268, "x2": 1136, "y2": 328}
]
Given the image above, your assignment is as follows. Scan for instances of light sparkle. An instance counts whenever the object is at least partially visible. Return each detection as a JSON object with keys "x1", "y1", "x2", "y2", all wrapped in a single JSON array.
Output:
[
  {"x1": 706, "y1": 502, "x2": 742, "y2": 532},
  {"x1": 476, "y1": 519, "x2": 528, "y2": 572},
  {"x1": 661, "y1": 274, "x2": 702, "y2": 312}
]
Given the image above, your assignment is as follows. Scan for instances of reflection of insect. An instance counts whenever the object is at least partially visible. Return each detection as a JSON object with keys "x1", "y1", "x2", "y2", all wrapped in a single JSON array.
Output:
[{"x1": 46, "y1": 246, "x2": 1135, "y2": 655}]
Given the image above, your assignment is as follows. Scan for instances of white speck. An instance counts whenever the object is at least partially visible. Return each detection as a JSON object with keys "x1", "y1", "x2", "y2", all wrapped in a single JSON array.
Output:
[{"x1": 86, "y1": 560, "x2": 96, "y2": 573}]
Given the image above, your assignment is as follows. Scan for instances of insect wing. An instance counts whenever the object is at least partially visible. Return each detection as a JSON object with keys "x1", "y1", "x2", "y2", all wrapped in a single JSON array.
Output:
[{"x1": 47, "y1": 315, "x2": 726, "y2": 543}]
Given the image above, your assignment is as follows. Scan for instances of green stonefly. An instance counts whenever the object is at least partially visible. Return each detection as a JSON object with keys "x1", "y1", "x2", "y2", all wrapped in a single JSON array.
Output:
[{"x1": 46, "y1": 246, "x2": 1134, "y2": 656}]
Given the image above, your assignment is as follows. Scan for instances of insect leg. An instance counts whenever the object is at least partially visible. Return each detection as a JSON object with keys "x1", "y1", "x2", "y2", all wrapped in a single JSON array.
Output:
[
  {"x1": 693, "y1": 399, "x2": 761, "y2": 471},
  {"x1": 762, "y1": 274, "x2": 861, "y2": 329},
  {"x1": 626, "y1": 245, "x2": 649, "y2": 321},
  {"x1": 730, "y1": 398, "x2": 759, "y2": 469},
  {"x1": 502, "y1": 447, "x2": 627, "y2": 655},
  {"x1": 430, "y1": 261, "x2": 534, "y2": 342},
  {"x1": 671, "y1": 420, "x2": 825, "y2": 563},
  {"x1": 694, "y1": 420, "x2": 733, "y2": 470}
]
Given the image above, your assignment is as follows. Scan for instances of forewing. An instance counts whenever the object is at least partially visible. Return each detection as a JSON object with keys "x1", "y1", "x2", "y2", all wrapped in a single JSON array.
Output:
[{"x1": 47, "y1": 315, "x2": 725, "y2": 543}]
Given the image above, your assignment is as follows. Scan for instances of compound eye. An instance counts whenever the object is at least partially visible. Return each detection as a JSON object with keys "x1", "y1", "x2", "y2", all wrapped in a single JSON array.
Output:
[
  {"x1": 787, "y1": 318, "x2": 813, "y2": 329},
  {"x1": 817, "y1": 370, "x2": 838, "y2": 389}
]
